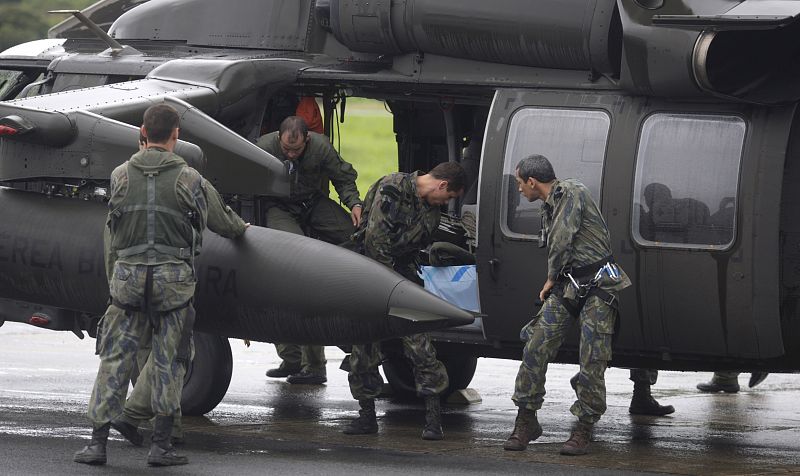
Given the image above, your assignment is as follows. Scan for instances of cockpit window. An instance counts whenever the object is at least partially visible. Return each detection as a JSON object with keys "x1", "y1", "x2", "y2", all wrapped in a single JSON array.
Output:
[
  {"x1": 500, "y1": 107, "x2": 610, "y2": 239},
  {"x1": 632, "y1": 113, "x2": 746, "y2": 250},
  {"x1": 0, "y1": 69, "x2": 24, "y2": 100}
]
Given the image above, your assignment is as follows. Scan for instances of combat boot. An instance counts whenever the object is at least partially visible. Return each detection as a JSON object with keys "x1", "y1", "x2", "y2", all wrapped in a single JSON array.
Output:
[
  {"x1": 147, "y1": 415, "x2": 188, "y2": 466},
  {"x1": 343, "y1": 399, "x2": 378, "y2": 435},
  {"x1": 503, "y1": 408, "x2": 542, "y2": 451},
  {"x1": 74, "y1": 423, "x2": 110, "y2": 465},
  {"x1": 560, "y1": 421, "x2": 593, "y2": 456},
  {"x1": 629, "y1": 384, "x2": 675, "y2": 416},
  {"x1": 696, "y1": 380, "x2": 739, "y2": 393},
  {"x1": 421, "y1": 396, "x2": 443, "y2": 441},
  {"x1": 110, "y1": 415, "x2": 144, "y2": 446},
  {"x1": 265, "y1": 362, "x2": 301, "y2": 378}
]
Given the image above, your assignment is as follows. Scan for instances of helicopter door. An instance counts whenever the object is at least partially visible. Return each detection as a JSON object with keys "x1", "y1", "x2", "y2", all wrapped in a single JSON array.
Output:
[
  {"x1": 625, "y1": 104, "x2": 794, "y2": 360},
  {"x1": 477, "y1": 90, "x2": 619, "y2": 344}
]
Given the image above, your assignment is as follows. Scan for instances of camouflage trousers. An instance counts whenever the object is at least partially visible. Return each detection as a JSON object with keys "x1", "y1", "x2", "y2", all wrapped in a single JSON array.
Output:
[
  {"x1": 121, "y1": 333, "x2": 195, "y2": 438},
  {"x1": 87, "y1": 261, "x2": 195, "y2": 426},
  {"x1": 348, "y1": 333, "x2": 449, "y2": 400},
  {"x1": 512, "y1": 293, "x2": 617, "y2": 424}
]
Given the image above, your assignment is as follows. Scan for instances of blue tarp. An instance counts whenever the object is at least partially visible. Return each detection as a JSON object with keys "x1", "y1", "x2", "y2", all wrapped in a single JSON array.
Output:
[{"x1": 419, "y1": 265, "x2": 480, "y2": 312}]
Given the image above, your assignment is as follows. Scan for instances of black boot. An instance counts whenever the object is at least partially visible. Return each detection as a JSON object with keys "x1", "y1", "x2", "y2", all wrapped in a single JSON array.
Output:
[
  {"x1": 503, "y1": 408, "x2": 542, "y2": 451},
  {"x1": 110, "y1": 415, "x2": 144, "y2": 446},
  {"x1": 629, "y1": 384, "x2": 675, "y2": 416},
  {"x1": 343, "y1": 399, "x2": 378, "y2": 435},
  {"x1": 74, "y1": 423, "x2": 110, "y2": 465},
  {"x1": 147, "y1": 415, "x2": 188, "y2": 466},
  {"x1": 421, "y1": 396, "x2": 443, "y2": 441}
]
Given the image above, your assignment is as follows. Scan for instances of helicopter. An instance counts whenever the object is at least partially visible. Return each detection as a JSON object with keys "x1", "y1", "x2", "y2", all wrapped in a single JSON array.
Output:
[{"x1": 0, "y1": 0, "x2": 799, "y2": 413}]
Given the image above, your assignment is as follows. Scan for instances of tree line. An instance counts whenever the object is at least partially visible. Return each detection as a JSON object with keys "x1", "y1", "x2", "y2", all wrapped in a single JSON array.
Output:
[{"x1": 0, "y1": 0, "x2": 96, "y2": 52}]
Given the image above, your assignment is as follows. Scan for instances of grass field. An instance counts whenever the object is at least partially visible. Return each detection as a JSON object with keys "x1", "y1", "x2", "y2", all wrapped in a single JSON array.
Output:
[{"x1": 328, "y1": 98, "x2": 397, "y2": 203}]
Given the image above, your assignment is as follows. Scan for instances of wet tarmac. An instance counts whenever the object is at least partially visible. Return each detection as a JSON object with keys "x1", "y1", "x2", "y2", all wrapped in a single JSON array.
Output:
[{"x1": 1, "y1": 323, "x2": 799, "y2": 475}]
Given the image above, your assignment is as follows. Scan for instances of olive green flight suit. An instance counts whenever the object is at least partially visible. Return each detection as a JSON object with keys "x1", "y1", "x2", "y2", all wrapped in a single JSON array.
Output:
[{"x1": 256, "y1": 131, "x2": 362, "y2": 374}]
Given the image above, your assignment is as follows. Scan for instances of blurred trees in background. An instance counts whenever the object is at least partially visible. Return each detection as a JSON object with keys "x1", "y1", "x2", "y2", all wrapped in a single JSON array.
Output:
[{"x1": 0, "y1": 0, "x2": 96, "y2": 52}]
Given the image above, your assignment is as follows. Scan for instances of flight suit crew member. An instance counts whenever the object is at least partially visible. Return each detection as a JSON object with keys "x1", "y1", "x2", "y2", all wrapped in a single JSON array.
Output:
[
  {"x1": 504, "y1": 154, "x2": 630, "y2": 456},
  {"x1": 74, "y1": 104, "x2": 248, "y2": 467},
  {"x1": 343, "y1": 162, "x2": 466, "y2": 440},
  {"x1": 256, "y1": 116, "x2": 362, "y2": 385}
]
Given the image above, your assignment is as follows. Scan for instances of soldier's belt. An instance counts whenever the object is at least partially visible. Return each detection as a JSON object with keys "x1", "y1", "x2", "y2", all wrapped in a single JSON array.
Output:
[
  {"x1": 111, "y1": 297, "x2": 192, "y2": 315},
  {"x1": 559, "y1": 255, "x2": 614, "y2": 281}
]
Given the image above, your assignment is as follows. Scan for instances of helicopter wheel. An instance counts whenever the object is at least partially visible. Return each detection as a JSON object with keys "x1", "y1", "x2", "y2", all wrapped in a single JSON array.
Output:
[
  {"x1": 382, "y1": 353, "x2": 478, "y2": 401},
  {"x1": 180, "y1": 332, "x2": 233, "y2": 416}
]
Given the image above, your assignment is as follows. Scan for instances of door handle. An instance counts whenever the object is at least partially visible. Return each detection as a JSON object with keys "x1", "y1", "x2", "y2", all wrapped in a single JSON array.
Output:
[{"x1": 488, "y1": 258, "x2": 501, "y2": 281}]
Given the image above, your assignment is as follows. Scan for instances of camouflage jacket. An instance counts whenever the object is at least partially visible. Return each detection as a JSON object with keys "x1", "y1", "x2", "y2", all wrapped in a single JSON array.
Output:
[
  {"x1": 256, "y1": 131, "x2": 361, "y2": 210},
  {"x1": 354, "y1": 172, "x2": 440, "y2": 274},
  {"x1": 542, "y1": 179, "x2": 630, "y2": 292},
  {"x1": 104, "y1": 148, "x2": 246, "y2": 278}
]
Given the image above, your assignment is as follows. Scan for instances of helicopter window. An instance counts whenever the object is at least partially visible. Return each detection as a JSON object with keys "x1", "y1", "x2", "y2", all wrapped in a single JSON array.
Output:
[
  {"x1": 0, "y1": 70, "x2": 24, "y2": 100},
  {"x1": 51, "y1": 73, "x2": 110, "y2": 93},
  {"x1": 632, "y1": 113, "x2": 746, "y2": 250},
  {"x1": 501, "y1": 107, "x2": 610, "y2": 239}
]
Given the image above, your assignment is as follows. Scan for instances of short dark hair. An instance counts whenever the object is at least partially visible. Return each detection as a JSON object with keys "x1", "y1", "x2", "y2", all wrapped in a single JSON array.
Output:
[
  {"x1": 143, "y1": 104, "x2": 180, "y2": 143},
  {"x1": 429, "y1": 162, "x2": 467, "y2": 192},
  {"x1": 516, "y1": 154, "x2": 556, "y2": 183},
  {"x1": 279, "y1": 116, "x2": 309, "y2": 141}
]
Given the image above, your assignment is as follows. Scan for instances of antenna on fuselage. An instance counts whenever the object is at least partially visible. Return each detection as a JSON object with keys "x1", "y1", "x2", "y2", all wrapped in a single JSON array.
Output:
[{"x1": 48, "y1": 10, "x2": 141, "y2": 56}]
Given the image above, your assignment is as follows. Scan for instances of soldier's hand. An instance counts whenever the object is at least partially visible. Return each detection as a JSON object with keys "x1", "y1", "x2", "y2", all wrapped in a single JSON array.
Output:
[
  {"x1": 539, "y1": 279, "x2": 554, "y2": 302},
  {"x1": 351, "y1": 206, "x2": 363, "y2": 227}
]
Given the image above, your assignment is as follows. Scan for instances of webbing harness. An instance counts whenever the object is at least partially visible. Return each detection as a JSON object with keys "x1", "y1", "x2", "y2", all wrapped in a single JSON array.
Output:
[
  {"x1": 113, "y1": 169, "x2": 195, "y2": 262},
  {"x1": 553, "y1": 256, "x2": 618, "y2": 319}
]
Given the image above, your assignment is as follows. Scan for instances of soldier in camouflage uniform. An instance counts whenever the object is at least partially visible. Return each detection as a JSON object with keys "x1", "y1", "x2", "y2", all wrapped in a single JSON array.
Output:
[
  {"x1": 503, "y1": 154, "x2": 630, "y2": 456},
  {"x1": 343, "y1": 162, "x2": 466, "y2": 440},
  {"x1": 74, "y1": 104, "x2": 247, "y2": 467},
  {"x1": 108, "y1": 138, "x2": 193, "y2": 450},
  {"x1": 256, "y1": 116, "x2": 362, "y2": 385}
]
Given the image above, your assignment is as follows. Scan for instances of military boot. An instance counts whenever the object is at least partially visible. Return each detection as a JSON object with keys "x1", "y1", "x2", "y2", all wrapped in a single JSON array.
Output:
[
  {"x1": 147, "y1": 415, "x2": 188, "y2": 466},
  {"x1": 110, "y1": 415, "x2": 144, "y2": 446},
  {"x1": 421, "y1": 396, "x2": 444, "y2": 441},
  {"x1": 698, "y1": 372, "x2": 743, "y2": 393},
  {"x1": 74, "y1": 423, "x2": 110, "y2": 465},
  {"x1": 697, "y1": 378, "x2": 739, "y2": 393},
  {"x1": 343, "y1": 399, "x2": 378, "y2": 435},
  {"x1": 560, "y1": 421, "x2": 593, "y2": 456},
  {"x1": 629, "y1": 383, "x2": 675, "y2": 416},
  {"x1": 503, "y1": 408, "x2": 542, "y2": 451}
]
